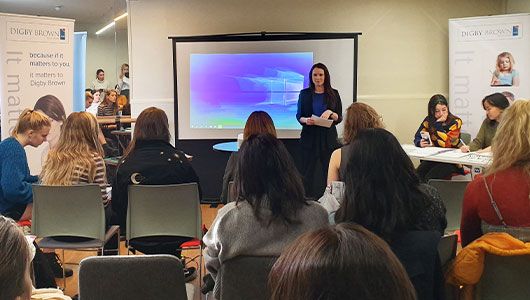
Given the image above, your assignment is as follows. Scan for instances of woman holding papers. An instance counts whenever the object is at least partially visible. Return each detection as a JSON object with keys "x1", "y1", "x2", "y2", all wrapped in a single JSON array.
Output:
[
  {"x1": 296, "y1": 63, "x2": 342, "y2": 198},
  {"x1": 460, "y1": 100, "x2": 530, "y2": 246},
  {"x1": 414, "y1": 94, "x2": 463, "y2": 182},
  {"x1": 460, "y1": 93, "x2": 510, "y2": 153}
]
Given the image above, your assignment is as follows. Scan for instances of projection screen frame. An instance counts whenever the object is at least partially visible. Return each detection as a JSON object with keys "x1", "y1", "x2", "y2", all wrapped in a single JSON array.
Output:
[{"x1": 169, "y1": 31, "x2": 361, "y2": 140}]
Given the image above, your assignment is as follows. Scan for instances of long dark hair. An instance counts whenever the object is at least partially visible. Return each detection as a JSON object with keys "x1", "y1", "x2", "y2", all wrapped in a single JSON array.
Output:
[
  {"x1": 426, "y1": 94, "x2": 456, "y2": 135},
  {"x1": 122, "y1": 107, "x2": 170, "y2": 160},
  {"x1": 309, "y1": 62, "x2": 337, "y2": 107},
  {"x1": 482, "y1": 93, "x2": 510, "y2": 124},
  {"x1": 235, "y1": 133, "x2": 306, "y2": 225},
  {"x1": 269, "y1": 223, "x2": 416, "y2": 300},
  {"x1": 335, "y1": 128, "x2": 428, "y2": 239},
  {"x1": 34, "y1": 94, "x2": 66, "y2": 123}
]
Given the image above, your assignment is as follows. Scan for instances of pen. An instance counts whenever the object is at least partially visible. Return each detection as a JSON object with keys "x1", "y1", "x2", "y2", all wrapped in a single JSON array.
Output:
[{"x1": 460, "y1": 139, "x2": 467, "y2": 147}]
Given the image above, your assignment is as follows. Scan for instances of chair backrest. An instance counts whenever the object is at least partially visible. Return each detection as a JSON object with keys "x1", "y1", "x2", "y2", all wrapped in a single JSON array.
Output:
[
  {"x1": 460, "y1": 132, "x2": 472, "y2": 145},
  {"x1": 427, "y1": 179, "x2": 469, "y2": 232},
  {"x1": 438, "y1": 234, "x2": 458, "y2": 269},
  {"x1": 126, "y1": 183, "x2": 201, "y2": 241},
  {"x1": 476, "y1": 254, "x2": 530, "y2": 300},
  {"x1": 32, "y1": 184, "x2": 106, "y2": 240},
  {"x1": 79, "y1": 255, "x2": 187, "y2": 300},
  {"x1": 228, "y1": 181, "x2": 235, "y2": 203},
  {"x1": 217, "y1": 256, "x2": 278, "y2": 300}
]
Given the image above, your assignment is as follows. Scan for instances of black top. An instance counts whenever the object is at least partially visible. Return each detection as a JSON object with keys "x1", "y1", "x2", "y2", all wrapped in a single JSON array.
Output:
[
  {"x1": 111, "y1": 139, "x2": 201, "y2": 229},
  {"x1": 296, "y1": 88, "x2": 343, "y2": 150}
]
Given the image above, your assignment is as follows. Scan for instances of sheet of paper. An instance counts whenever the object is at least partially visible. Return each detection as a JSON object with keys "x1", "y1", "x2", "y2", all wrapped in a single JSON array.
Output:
[
  {"x1": 311, "y1": 114, "x2": 333, "y2": 128},
  {"x1": 401, "y1": 144, "x2": 451, "y2": 157},
  {"x1": 434, "y1": 149, "x2": 470, "y2": 159}
]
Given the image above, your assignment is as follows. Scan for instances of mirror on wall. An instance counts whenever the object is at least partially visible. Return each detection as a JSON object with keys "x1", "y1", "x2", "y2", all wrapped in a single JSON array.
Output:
[{"x1": 80, "y1": 0, "x2": 129, "y2": 114}]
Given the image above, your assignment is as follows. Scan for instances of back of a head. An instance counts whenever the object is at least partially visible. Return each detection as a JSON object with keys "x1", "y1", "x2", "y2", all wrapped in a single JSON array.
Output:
[
  {"x1": 11, "y1": 109, "x2": 51, "y2": 137},
  {"x1": 488, "y1": 99, "x2": 530, "y2": 176},
  {"x1": 123, "y1": 107, "x2": 170, "y2": 159},
  {"x1": 334, "y1": 128, "x2": 422, "y2": 238},
  {"x1": 243, "y1": 111, "x2": 277, "y2": 140},
  {"x1": 0, "y1": 216, "x2": 31, "y2": 300},
  {"x1": 343, "y1": 102, "x2": 384, "y2": 144},
  {"x1": 269, "y1": 223, "x2": 416, "y2": 300},
  {"x1": 41, "y1": 112, "x2": 103, "y2": 185},
  {"x1": 235, "y1": 133, "x2": 305, "y2": 223}
]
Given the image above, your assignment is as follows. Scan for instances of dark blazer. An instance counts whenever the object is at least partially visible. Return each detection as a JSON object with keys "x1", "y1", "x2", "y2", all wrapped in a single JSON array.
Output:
[
  {"x1": 111, "y1": 139, "x2": 201, "y2": 229},
  {"x1": 296, "y1": 88, "x2": 343, "y2": 149}
]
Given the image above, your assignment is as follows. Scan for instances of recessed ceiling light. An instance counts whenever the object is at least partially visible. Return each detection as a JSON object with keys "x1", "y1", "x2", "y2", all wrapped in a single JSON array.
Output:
[{"x1": 54, "y1": 5, "x2": 63, "y2": 11}]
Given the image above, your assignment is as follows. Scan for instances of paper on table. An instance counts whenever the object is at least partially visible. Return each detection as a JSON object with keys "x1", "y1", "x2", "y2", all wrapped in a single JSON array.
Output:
[
  {"x1": 434, "y1": 149, "x2": 470, "y2": 159},
  {"x1": 311, "y1": 114, "x2": 333, "y2": 128}
]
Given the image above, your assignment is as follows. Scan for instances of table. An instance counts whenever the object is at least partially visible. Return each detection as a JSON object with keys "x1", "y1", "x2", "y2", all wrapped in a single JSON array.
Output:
[
  {"x1": 97, "y1": 116, "x2": 136, "y2": 125},
  {"x1": 111, "y1": 129, "x2": 132, "y2": 155},
  {"x1": 402, "y1": 144, "x2": 492, "y2": 178},
  {"x1": 213, "y1": 141, "x2": 239, "y2": 152}
]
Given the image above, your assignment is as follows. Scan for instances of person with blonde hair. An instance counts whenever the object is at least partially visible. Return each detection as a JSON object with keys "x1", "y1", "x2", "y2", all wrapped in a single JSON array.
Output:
[
  {"x1": 491, "y1": 52, "x2": 519, "y2": 87},
  {"x1": 41, "y1": 112, "x2": 109, "y2": 208},
  {"x1": 97, "y1": 89, "x2": 119, "y2": 117},
  {"x1": 461, "y1": 100, "x2": 530, "y2": 246},
  {"x1": 327, "y1": 102, "x2": 384, "y2": 184},
  {"x1": 0, "y1": 109, "x2": 50, "y2": 221}
]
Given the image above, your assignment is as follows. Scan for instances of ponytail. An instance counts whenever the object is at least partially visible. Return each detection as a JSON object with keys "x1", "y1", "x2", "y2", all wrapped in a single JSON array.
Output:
[{"x1": 11, "y1": 109, "x2": 51, "y2": 137}]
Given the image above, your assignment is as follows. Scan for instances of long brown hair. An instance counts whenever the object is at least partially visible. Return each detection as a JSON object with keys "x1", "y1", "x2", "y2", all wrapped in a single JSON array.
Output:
[
  {"x1": 0, "y1": 216, "x2": 32, "y2": 300},
  {"x1": 122, "y1": 107, "x2": 170, "y2": 160},
  {"x1": 269, "y1": 223, "x2": 416, "y2": 300},
  {"x1": 342, "y1": 103, "x2": 384, "y2": 144},
  {"x1": 487, "y1": 99, "x2": 530, "y2": 176},
  {"x1": 41, "y1": 112, "x2": 104, "y2": 185},
  {"x1": 243, "y1": 111, "x2": 277, "y2": 140}
]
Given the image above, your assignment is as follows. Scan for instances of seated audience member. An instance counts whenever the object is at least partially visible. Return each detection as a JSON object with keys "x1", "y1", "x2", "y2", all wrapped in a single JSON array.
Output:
[
  {"x1": 220, "y1": 111, "x2": 277, "y2": 203},
  {"x1": 0, "y1": 216, "x2": 71, "y2": 300},
  {"x1": 327, "y1": 102, "x2": 384, "y2": 184},
  {"x1": 204, "y1": 134, "x2": 328, "y2": 296},
  {"x1": 460, "y1": 93, "x2": 510, "y2": 153},
  {"x1": 85, "y1": 91, "x2": 94, "y2": 110},
  {"x1": 269, "y1": 223, "x2": 416, "y2": 300},
  {"x1": 97, "y1": 89, "x2": 118, "y2": 117},
  {"x1": 86, "y1": 90, "x2": 101, "y2": 116},
  {"x1": 460, "y1": 100, "x2": 530, "y2": 247},
  {"x1": 40, "y1": 112, "x2": 110, "y2": 218},
  {"x1": 335, "y1": 128, "x2": 446, "y2": 300},
  {"x1": 0, "y1": 109, "x2": 50, "y2": 221},
  {"x1": 414, "y1": 94, "x2": 463, "y2": 182},
  {"x1": 111, "y1": 107, "x2": 200, "y2": 275}
]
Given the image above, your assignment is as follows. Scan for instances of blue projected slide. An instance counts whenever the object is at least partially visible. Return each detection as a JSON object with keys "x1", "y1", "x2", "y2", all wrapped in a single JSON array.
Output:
[{"x1": 189, "y1": 52, "x2": 313, "y2": 130}]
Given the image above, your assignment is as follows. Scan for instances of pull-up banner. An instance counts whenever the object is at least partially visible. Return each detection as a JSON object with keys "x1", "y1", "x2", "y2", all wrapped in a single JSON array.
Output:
[
  {"x1": 449, "y1": 13, "x2": 530, "y2": 137},
  {"x1": 0, "y1": 13, "x2": 74, "y2": 173}
]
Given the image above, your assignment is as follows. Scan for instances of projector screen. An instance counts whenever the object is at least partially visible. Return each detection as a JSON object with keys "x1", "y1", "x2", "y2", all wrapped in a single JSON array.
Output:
[{"x1": 174, "y1": 37, "x2": 357, "y2": 139}]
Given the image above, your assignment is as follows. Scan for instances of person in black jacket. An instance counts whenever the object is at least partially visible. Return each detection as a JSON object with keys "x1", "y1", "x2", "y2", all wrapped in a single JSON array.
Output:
[
  {"x1": 111, "y1": 107, "x2": 201, "y2": 258},
  {"x1": 296, "y1": 63, "x2": 342, "y2": 199}
]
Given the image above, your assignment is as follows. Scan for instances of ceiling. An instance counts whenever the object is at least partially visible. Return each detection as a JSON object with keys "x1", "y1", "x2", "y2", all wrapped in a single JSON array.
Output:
[{"x1": 0, "y1": 0, "x2": 127, "y2": 32}]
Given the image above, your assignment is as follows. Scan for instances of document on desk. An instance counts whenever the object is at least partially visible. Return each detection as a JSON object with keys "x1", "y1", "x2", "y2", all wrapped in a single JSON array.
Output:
[
  {"x1": 402, "y1": 145, "x2": 452, "y2": 158},
  {"x1": 311, "y1": 115, "x2": 333, "y2": 128},
  {"x1": 434, "y1": 149, "x2": 470, "y2": 159}
]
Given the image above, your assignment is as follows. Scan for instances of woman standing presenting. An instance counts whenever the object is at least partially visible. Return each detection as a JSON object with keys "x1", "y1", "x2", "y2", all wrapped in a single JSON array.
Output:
[{"x1": 296, "y1": 63, "x2": 342, "y2": 198}]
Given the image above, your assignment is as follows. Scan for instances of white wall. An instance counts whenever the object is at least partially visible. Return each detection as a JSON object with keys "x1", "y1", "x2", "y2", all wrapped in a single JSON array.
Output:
[{"x1": 128, "y1": 0, "x2": 507, "y2": 143}]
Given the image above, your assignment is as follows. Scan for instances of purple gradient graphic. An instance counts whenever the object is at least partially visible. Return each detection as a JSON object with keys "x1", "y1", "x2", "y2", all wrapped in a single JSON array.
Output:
[{"x1": 190, "y1": 52, "x2": 313, "y2": 129}]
